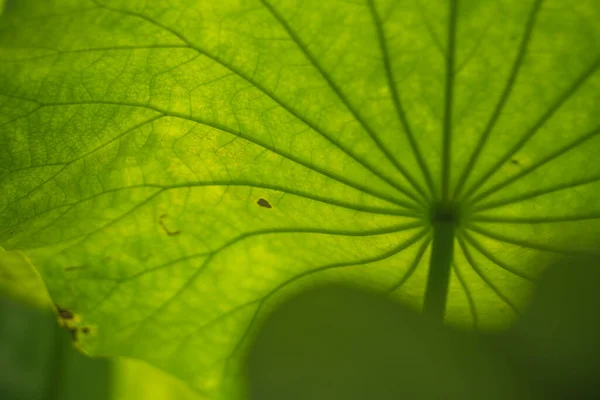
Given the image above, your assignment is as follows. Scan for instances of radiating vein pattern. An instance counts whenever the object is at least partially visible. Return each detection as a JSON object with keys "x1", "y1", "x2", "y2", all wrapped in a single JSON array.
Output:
[{"x1": 1, "y1": 0, "x2": 600, "y2": 398}]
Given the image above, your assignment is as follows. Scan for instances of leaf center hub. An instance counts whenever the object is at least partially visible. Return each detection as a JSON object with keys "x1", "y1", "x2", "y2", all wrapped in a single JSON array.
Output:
[{"x1": 429, "y1": 201, "x2": 461, "y2": 227}]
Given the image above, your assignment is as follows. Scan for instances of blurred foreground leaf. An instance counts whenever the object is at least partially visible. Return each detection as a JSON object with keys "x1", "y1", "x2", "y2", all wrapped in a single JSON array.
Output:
[
  {"x1": 502, "y1": 254, "x2": 600, "y2": 399},
  {"x1": 246, "y1": 285, "x2": 529, "y2": 400}
]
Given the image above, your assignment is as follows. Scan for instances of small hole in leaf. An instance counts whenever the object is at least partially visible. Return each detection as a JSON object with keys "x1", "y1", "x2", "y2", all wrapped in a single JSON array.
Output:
[{"x1": 257, "y1": 198, "x2": 272, "y2": 208}]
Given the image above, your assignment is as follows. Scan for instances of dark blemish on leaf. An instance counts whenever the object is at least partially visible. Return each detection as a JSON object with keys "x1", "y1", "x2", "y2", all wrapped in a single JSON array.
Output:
[
  {"x1": 511, "y1": 159, "x2": 520, "y2": 165},
  {"x1": 82, "y1": 327, "x2": 90, "y2": 334},
  {"x1": 68, "y1": 327, "x2": 78, "y2": 341},
  {"x1": 64, "y1": 265, "x2": 86, "y2": 272},
  {"x1": 158, "y1": 214, "x2": 181, "y2": 236},
  {"x1": 56, "y1": 305, "x2": 74, "y2": 320},
  {"x1": 257, "y1": 198, "x2": 272, "y2": 208}
]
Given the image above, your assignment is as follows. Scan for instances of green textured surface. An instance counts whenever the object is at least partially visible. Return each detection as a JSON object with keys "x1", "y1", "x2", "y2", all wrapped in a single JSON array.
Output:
[{"x1": 1, "y1": 0, "x2": 600, "y2": 398}]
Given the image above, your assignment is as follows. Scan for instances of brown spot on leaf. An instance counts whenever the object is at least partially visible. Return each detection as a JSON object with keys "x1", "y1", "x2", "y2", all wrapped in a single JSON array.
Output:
[
  {"x1": 257, "y1": 198, "x2": 272, "y2": 208},
  {"x1": 82, "y1": 327, "x2": 90, "y2": 334},
  {"x1": 68, "y1": 327, "x2": 78, "y2": 341},
  {"x1": 511, "y1": 159, "x2": 520, "y2": 165},
  {"x1": 158, "y1": 214, "x2": 181, "y2": 236},
  {"x1": 56, "y1": 305, "x2": 74, "y2": 320}
]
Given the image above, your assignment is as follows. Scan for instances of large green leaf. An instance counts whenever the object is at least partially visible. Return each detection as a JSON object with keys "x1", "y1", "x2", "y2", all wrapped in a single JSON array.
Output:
[{"x1": 1, "y1": 0, "x2": 599, "y2": 397}]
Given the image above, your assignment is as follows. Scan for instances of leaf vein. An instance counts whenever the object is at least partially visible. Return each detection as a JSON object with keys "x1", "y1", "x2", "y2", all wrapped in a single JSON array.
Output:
[
  {"x1": 89, "y1": 0, "x2": 424, "y2": 206},
  {"x1": 367, "y1": 0, "x2": 436, "y2": 202},
  {"x1": 452, "y1": 0, "x2": 544, "y2": 200},
  {"x1": 458, "y1": 234, "x2": 522, "y2": 315}
]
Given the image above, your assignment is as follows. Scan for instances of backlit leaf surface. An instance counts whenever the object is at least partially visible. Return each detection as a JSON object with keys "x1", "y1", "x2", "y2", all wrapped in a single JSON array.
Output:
[{"x1": 1, "y1": 0, "x2": 600, "y2": 397}]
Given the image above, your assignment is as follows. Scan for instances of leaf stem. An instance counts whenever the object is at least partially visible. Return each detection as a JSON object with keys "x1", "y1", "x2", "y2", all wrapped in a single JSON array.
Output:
[
  {"x1": 423, "y1": 216, "x2": 455, "y2": 321},
  {"x1": 441, "y1": 0, "x2": 458, "y2": 201}
]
